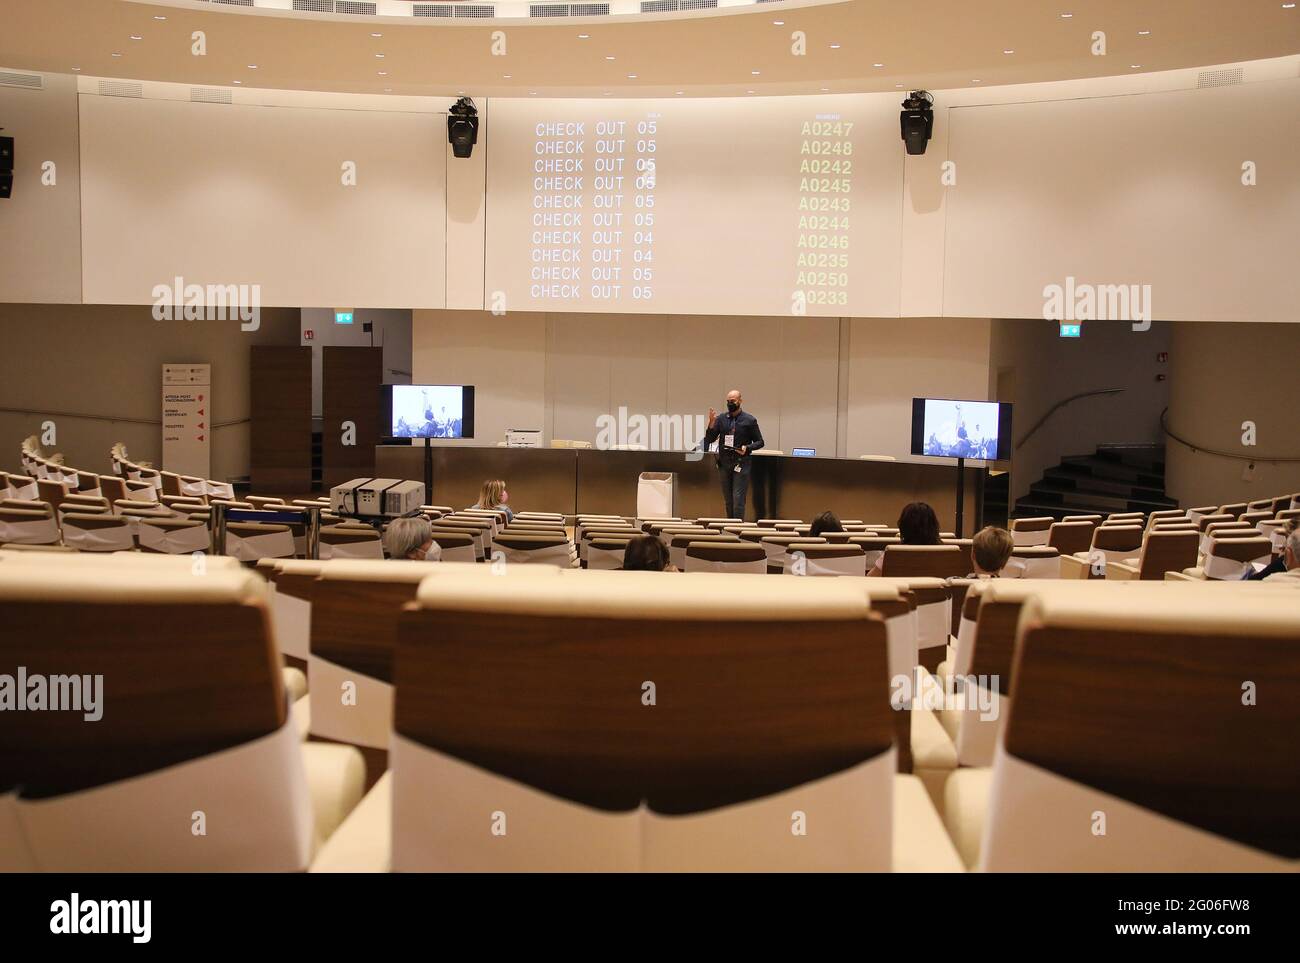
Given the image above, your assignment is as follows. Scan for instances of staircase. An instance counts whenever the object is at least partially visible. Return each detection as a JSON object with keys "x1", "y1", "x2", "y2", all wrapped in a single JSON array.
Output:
[{"x1": 1013, "y1": 444, "x2": 1177, "y2": 520}]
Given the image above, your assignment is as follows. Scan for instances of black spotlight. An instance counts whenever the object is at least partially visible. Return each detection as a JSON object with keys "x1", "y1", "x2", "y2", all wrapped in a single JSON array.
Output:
[
  {"x1": 0, "y1": 130, "x2": 13, "y2": 200},
  {"x1": 899, "y1": 90, "x2": 934, "y2": 156},
  {"x1": 447, "y1": 97, "x2": 479, "y2": 159}
]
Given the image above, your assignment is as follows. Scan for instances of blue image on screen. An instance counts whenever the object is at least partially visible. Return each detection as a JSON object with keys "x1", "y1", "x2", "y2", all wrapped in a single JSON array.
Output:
[
  {"x1": 391, "y1": 386, "x2": 464, "y2": 439},
  {"x1": 922, "y1": 400, "x2": 1000, "y2": 460}
]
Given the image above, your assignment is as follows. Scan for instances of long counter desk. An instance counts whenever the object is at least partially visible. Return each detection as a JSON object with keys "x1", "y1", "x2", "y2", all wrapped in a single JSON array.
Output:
[{"x1": 375, "y1": 445, "x2": 987, "y2": 533}]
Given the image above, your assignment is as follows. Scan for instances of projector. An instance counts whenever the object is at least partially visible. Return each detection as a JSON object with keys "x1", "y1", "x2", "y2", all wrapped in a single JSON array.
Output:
[{"x1": 330, "y1": 478, "x2": 426, "y2": 519}]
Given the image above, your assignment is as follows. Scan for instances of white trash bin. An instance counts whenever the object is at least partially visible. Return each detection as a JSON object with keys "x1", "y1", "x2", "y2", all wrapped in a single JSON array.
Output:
[{"x1": 637, "y1": 472, "x2": 676, "y2": 520}]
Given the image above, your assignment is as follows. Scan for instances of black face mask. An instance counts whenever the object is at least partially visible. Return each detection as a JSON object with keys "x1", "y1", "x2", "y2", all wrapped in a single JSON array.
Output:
[{"x1": 726, "y1": 401, "x2": 740, "y2": 413}]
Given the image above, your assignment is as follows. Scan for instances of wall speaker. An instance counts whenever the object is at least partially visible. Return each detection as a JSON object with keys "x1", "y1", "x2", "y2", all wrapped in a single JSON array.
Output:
[{"x1": 0, "y1": 134, "x2": 13, "y2": 199}]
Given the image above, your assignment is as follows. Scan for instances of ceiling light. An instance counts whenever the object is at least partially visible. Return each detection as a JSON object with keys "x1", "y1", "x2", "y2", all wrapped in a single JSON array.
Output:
[
  {"x1": 752, "y1": 70, "x2": 760, "y2": 75},
  {"x1": 628, "y1": 74, "x2": 637, "y2": 79},
  {"x1": 378, "y1": 70, "x2": 388, "y2": 76},
  {"x1": 1284, "y1": 3, "x2": 1296, "y2": 8},
  {"x1": 71, "y1": 66, "x2": 81, "y2": 71},
  {"x1": 675, "y1": 90, "x2": 684, "y2": 95},
  {"x1": 1130, "y1": 64, "x2": 1142, "y2": 69},
  {"x1": 895, "y1": 83, "x2": 904, "y2": 88},
  {"x1": 971, "y1": 79, "x2": 982, "y2": 83},
  {"x1": 1060, "y1": 12, "x2": 1073, "y2": 18},
  {"x1": 1138, "y1": 30, "x2": 1151, "y2": 35},
  {"x1": 247, "y1": 65, "x2": 258, "y2": 69},
  {"x1": 375, "y1": 53, "x2": 385, "y2": 59},
  {"x1": 233, "y1": 80, "x2": 241, "y2": 85},
  {"x1": 111, "y1": 52, "x2": 122, "y2": 58},
  {"x1": 1003, "y1": 49, "x2": 1015, "y2": 54},
  {"x1": 371, "y1": 32, "x2": 382, "y2": 38},
  {"x1": 603, "y1": 91, "x2": 612, "y2": 96},
  {"x1": 605, "y1": 55, "x2": 615, "y2": 60},
  {"x1": 530, "y1": 91, "x2": 537, "y2": 96},
  {"x1": 747, "y1": 90, "x2": 755, "y2": 95},
  {"x1": 384, "y1": 88, "x2": 392, "y2": 93},
  {"x1": 820, "y1": 87, "x2": 829, "y2": 92},
  {"x1": 153, "y1": 15, "x2": 166, "y2": 20},
  {"x1": 773, "y1": 20, "x2": 784, "y2": 26},
  {"x1": 578, "y1": 33, "x2": 590, "y2": 39},
  {"x1": 829, "y1": 43, "x2": 841, "y2": 49},
  {"x1": 503, "y1": 74, "x2": 512, "y2": 79},
  {"x1": 129, "y1": 35, "x2": 142, "y2": 41}
]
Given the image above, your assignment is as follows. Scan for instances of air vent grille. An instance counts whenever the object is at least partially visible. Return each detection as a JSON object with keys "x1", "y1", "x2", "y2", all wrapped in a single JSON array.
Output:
[
  {"x1": 293, "y1": 0, "x2": 334, "y2": 12},
  {"x1": 571, "y1": 3, "x2": 610, "y2": 13},
  {"x1": 641, "y1": 0, "x2": 676, "y2": 11},
  {"x1": 680, "y1": 0, "x2": 717, "y2": 9},
  {"x1": 413, "y1": 4, "x2": 454, "y2": 15},
  {"x1": 98, "y1": 80, "x2": 143, "y2": 98},
  {"x1": 210, "y1": 0, "x2": 255, "y2": 5},
  {"x1": 531, "y1": 4, "x2": 570, "y2": 15},
  {"x1": 335, "y1": 1, "x2": 377, "y2": 13},
  {"x1": 0, "y1": 71, "x2": 43, "y2": 90},
  {"x1": 455, "y1": 5, "x2": 496, "y2": 16},
  {"x1": 1197, "y1": 67, "x2": 1244, "y2": 88},
  {"x1": 191, "y1": 87, "x2": 233, "y2": 104}
]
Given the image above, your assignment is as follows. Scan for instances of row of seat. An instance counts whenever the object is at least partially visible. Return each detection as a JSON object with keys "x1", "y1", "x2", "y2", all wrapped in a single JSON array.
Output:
[{"x1": 3, "y1": 548, "x2": 1295, "y2": 871}]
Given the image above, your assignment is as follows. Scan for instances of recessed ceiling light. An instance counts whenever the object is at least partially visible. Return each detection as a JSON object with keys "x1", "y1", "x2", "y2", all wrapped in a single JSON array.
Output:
[
  {"x1": 773, "y1": 20, "x2": 784, "y2": 26},
  {"x1": 752, "y1": 70, "x2": 760, "y2": 75},
  {"x1": 829, "y1": 43, "x2": 841, "y2": 49},
  {"x1": 384, "y1": 88, "x2": 392, "y2": 93},
  {"x1": 603, "y1": 91, "x2": 612, "y2": 96},
  {"x1": 675, "y1": 90, "x2": 684, "y2": 95},
  {"x1": 111, "y1": 52, "x2": 122, "y2": 58},
  {"x1": 820, "y1": 87, "x2": 829, "y2": 92},
  {"x1": 503, "y1": 74, "x2": 512, "y2": 79},
  {"x1": 1138, "y1": 30, "x2": 1151, "y2": 35},
  {"x1": 873, "y1": 63, "x2": 884, "y2": 68},
  {"x1": 747, "y1": 90, "x2": 755, "y2": 94},
  {"x1": 1003, "y1": 49, "x2": 1015, "y2": 54},
  {"x1": 628, "y1": 74, "x2": 637, "y2": 79},
  {"x1": 458, "y1": 90, "x2": 465, "y2": 95},
  {"x1": 895, "y1": 83, "x2": 904, "y2": 88},
  {"x1": 371, "y1": 32, "x2": 382, "y2": 38},
  {"x1": 129, "y1": 35, "x2": 142, "y2": 41},
  {"x1": 605, "y1": 55, "x2": 615, "y2": 60},
  {"x1": 530, "y1": 91, "x2": 537, "y2": 95},
  {"x1": 378, "y1": 70, "x2": 388, "y2": 76},
  {"x1": 233, "y1": 80, "x2": 241, "y2": 85},
  {"x1": 153, "y1": 15, "x2": 166, "y2": 20},
  {"x1": 375, "y1": 53, "x2": 385, "y2": 59},
  {"x1": 1130, "y1": 64, "x2": 1142, "y2": 69},
  {"x1": 71, "y1": 66, "x2": 81, "y2": 71},
  {"x1": 578, "y1": 33, "x2": 590, "y2": 39},
  {"x1": 247, "y1": 65, "x2": 258, "y2": 69},
  {"x1": 1284, "y1": 3, "x2": 1296, "y2": 8},
  {"x1": 971, "y1": 78, "x2": 982, "y2": 83},
  {"x1": 1060, "y1": 12, "x2": 1073, "y2": 18}
]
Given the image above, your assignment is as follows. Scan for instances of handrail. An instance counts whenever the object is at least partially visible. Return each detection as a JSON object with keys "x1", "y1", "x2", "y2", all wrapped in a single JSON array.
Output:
[
  {"x1": 1161, "y1": 408, "x2": 1300, "y2": 463},
  {"x1": 1015, "y1": 387, "x2": 1125, "y2": 448},
  {"x1": 0, "y1": 407, "x2": 248, "y2": 429}
]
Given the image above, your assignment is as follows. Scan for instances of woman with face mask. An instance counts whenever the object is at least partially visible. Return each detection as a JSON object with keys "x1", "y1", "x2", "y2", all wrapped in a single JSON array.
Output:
[{"x1": 383, "y1": 516, "x2": 442, "y2": 562}]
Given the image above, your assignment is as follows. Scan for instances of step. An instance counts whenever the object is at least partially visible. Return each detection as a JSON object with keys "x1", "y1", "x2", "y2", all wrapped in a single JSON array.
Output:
[
  {"x1": 1058, "y1": 457, "x2": 1165, "y2": 489},
  {"x1": 1094, "y1": 445, "x2": 1166, "y2": 473},
  {"x1": 1015, "y1": 488, "x2": 1181, "y2": 516},
  {"x1": 1038, "y1": 470, "x2": 1169, "y2": 502}
]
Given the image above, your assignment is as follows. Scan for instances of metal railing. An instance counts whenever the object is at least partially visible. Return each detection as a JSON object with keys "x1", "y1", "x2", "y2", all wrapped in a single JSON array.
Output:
[
  {"x1": 1015, "y1": 387, "x2": 1126, "y2": 449},
  {"x1": 0, "y1": 406, "x2": 248, "y2": 429},
  {"x1": 1161, "y1": 408, "x2": 1300, "y2": 463}
]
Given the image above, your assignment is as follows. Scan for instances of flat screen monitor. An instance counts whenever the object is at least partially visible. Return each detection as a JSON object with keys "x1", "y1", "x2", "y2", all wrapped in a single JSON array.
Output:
[
  {"x1": 910, "y1": 398, "x2": 1011, "y2": 461},
  {"x1": 382, "y1": 385, "x2": 475, "y2": 439},
  {"x1": 791, "y1": 448, "x2": 816, "y2": 458}
]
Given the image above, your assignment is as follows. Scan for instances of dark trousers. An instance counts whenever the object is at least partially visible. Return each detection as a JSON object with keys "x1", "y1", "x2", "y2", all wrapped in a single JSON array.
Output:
[{"x1": 717, "y1": 460, "x2": 752, "y2": 521}]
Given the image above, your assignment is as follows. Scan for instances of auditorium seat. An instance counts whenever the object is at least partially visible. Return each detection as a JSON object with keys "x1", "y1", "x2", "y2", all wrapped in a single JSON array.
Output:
[
  {"x1": 491, "y1": 532, "x2": 574, "y2": 567},
  {"x1": 319, "y1": 525, "x2": 384, "y2": 561},
  {"x1": 666, "y1": 532, "x2": 738, "y2": 571},
  {"x1": 0, "y1": 563, "x2": 364, "y2": 870},
  {"x1": 1, "y1": 472, "x2": 38, "y2": 501},
  {"x1": 1105, "y1": 530, "x2": 1200, "y2": 580},
  {"x1": 1102, "y1": 511, "x2": 1145, "y2": 526},
  {"x1": 1009, "y1": 516, "x2": 1054, "y2": 546},
  {"x1": 1183, "y1": 534, "x2": 1274, "y2": 580},
  {"x1": 1046, "y1": 520, "x2": 1093, "y2": 556},
  {"x1": 880, "y1": 544, "x2": 967, "y2": 581},
  {"x1": 0, "y1": 502, "x2": 60, "y2": 546},
  {"x1": 587, "y1": 535, "x2": 636, "y2": 570},
  {"x1": 1257, "y1": 519, "x2": 1291, "y2": 553},
  {"x1": 759, "y1": 534, "x2": 828, "y2": 573},
  {"x1": 226, "y1": 521, "x2": 297, "y2": 562},
  {"x1": 1216, "y1": 502, "x2": 1247, "y2": 519},
  {"x1": 1145, "y1": 509, "x2": 1188, "y2": 528},
  {"x1": 850, "y1": 535, "x2": 901, "y2": 572},
  {"x1": 684, "y1": 541, "x2": 767, "y2": 573},
  {"x1": 428, "y1": 531, "x2": 477, "y2": 563},
  {"x1": 59, "y1": 512, "x2": 134, "y2": 553},
  {"x1": 783, "y1": 542, "x2": 867, "y2": 577},
  {"x1": 1060, "y1": 524, "x2": 1144, "y2": 579},
  {"x1": 945, "y1": 589, "x2": 1300, "y2": 870},
  {"x1": 1000, "y1": 546, "x2": 1061, "y2": 579},
  {"x1": 137, "y1": 516, "x2": 211, "y2": 554},
  {"x1": 1185, "y1": 505, "x2": 1219, "y2": 524},
  {"x1": 312, "y1": 571, "x2": 961, "y2": 872}
]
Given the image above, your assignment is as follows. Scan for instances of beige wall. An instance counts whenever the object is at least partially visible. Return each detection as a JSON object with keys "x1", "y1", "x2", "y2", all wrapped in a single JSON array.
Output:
[
  {"x1": 988, "y1": 319, "x2": 1173, "y2": 504},
  {"x1": 942, "y1": 79, "x2": 1300, "y2": 322},
  {"x1": 1166, "y1": 322, "x2": 1300, "y2": 508},
  {"x1": 0, "y1": 304, "x2": 300, "y2": 481},
  {"x1": 79, "y1": 93, "x2": 447, "y2": 308},
  {"x1": 414, "y1": 311, "x2": 994, "y2": 459},
  {"x1": 0, "y1": 73, "x2": 82, "y2": 302}
]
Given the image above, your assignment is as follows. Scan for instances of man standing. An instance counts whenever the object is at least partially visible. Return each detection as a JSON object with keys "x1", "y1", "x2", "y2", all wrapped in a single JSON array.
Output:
[{"x1": 701, "y1": 389, "x2": 764, "y2": 520}]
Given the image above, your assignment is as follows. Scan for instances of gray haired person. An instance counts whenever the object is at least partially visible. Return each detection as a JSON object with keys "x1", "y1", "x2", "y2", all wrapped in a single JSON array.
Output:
[{"x1": 383, "y1": 516, "x2": 441, "y2": 562}]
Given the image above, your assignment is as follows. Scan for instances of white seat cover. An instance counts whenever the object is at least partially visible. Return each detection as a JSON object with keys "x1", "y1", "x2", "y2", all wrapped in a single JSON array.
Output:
[
  {"x1": 0, "y1": 516, "x2": 60, "y2": 545},
  {"x1": 226, "y1": 528, "x2": 296, "y2": 561},
  {"x1": 309, "y1": 656, "x2": 393, "y2": 750},
  {"x1": 320, "y1": 539, "x2": 384, "y2": 561},
  {"x1": 137, "y1": 522, "x2": 211, "y2": 554},
  {"x1": 61, "y1": 519, "x2": 135, "y2": 552}
]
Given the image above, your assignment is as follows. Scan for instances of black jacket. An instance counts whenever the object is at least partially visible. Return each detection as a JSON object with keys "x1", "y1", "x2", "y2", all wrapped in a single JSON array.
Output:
[{"x1": 702, "y1": 409, "x2": 765, "y2": 467}]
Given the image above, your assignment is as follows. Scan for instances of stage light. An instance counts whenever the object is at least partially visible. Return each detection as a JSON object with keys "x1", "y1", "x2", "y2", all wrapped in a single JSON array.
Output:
[
  {"x1": 447, "y1": 96, "x2": 479, "y2": 159},
  {"x1": 899, "y1": 90, "x2": 934, "y2": 155}
]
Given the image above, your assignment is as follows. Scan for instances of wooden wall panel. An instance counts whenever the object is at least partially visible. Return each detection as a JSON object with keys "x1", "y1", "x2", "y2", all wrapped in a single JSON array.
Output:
[
  {"x1": 322, "y1": 346, "x2": 383, "y2": 490},
  {"x1": 251, "y1": 346, "x2": 312, "y2": 494}
]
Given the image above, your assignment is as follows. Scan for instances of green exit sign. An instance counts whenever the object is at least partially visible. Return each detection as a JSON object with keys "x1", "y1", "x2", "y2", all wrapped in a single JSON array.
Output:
[
  {"x1": 1059, "y1": 323, "x2": 1082, "y2": 338},
  {"x1": 335, "y1": 311, "x2": 354, "y2": 325}
]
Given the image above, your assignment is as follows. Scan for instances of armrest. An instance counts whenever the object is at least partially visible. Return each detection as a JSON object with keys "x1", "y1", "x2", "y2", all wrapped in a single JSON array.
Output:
[
  {"x1": 892, "y1": 774, "x2": 965, "y2": 872},
  {"x1": 309, "y1": 771, "x2": 392, "y2": 873},
  {"x1": 1060, "y1": 554, "x2": 1094, "y2": 579},
  {"x1": 282, "y1": 666, "x2": 308, "y2": 704},
  {"x1": 292, "y1": 693, "x2": 311, "y2": 740},
  {"x1": 301, "y1": 741, "x2": 366, "y2": 855},
  {"x1": 1105, "y1": 560, "x2": 1140, "y2": 580},
  {"x1": 943, "y1": 766, "x2": 993, "y2": 870},
  {"x1": 1174, "y1": 568, "x2": 1207, "y2": 580}
]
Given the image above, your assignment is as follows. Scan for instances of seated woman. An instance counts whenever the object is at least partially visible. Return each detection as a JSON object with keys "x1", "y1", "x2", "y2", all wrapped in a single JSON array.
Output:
[
  {"x1": 869, "y1": 501, "x2": 941, "y2": 576},
  {"x1": 809, "y1": 510, "x2": 844, "y2": 539},
  {"x1": 622, "y1": 534, "x2": 678, "y2": 572},
  {"x1": 383, "y1": 516, "x2": 441, "y2": 562},
  {"x1": 965, "y1": 525, "x2": 1013, "y2": 579},
  {"x1": 466, "y1": 478, "x2": 514, "y2": 523}
]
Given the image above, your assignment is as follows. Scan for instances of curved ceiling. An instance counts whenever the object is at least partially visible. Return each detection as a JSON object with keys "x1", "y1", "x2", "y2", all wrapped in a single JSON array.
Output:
[{"x1": 0, "y1": 0, "x2": 1296, "y2": 97}]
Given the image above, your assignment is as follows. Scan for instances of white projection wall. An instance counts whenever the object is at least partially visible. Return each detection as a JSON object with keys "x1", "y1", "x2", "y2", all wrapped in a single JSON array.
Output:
[
  {"x1": 80, "y1": 94, "x2": 446, "y2": 308},
  {"x1": 484, "y1": 94, "x2": 904, "y2": 318},
  {"x1": 941, "y1": 78, "x2": 1300, "y2": 323}
]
